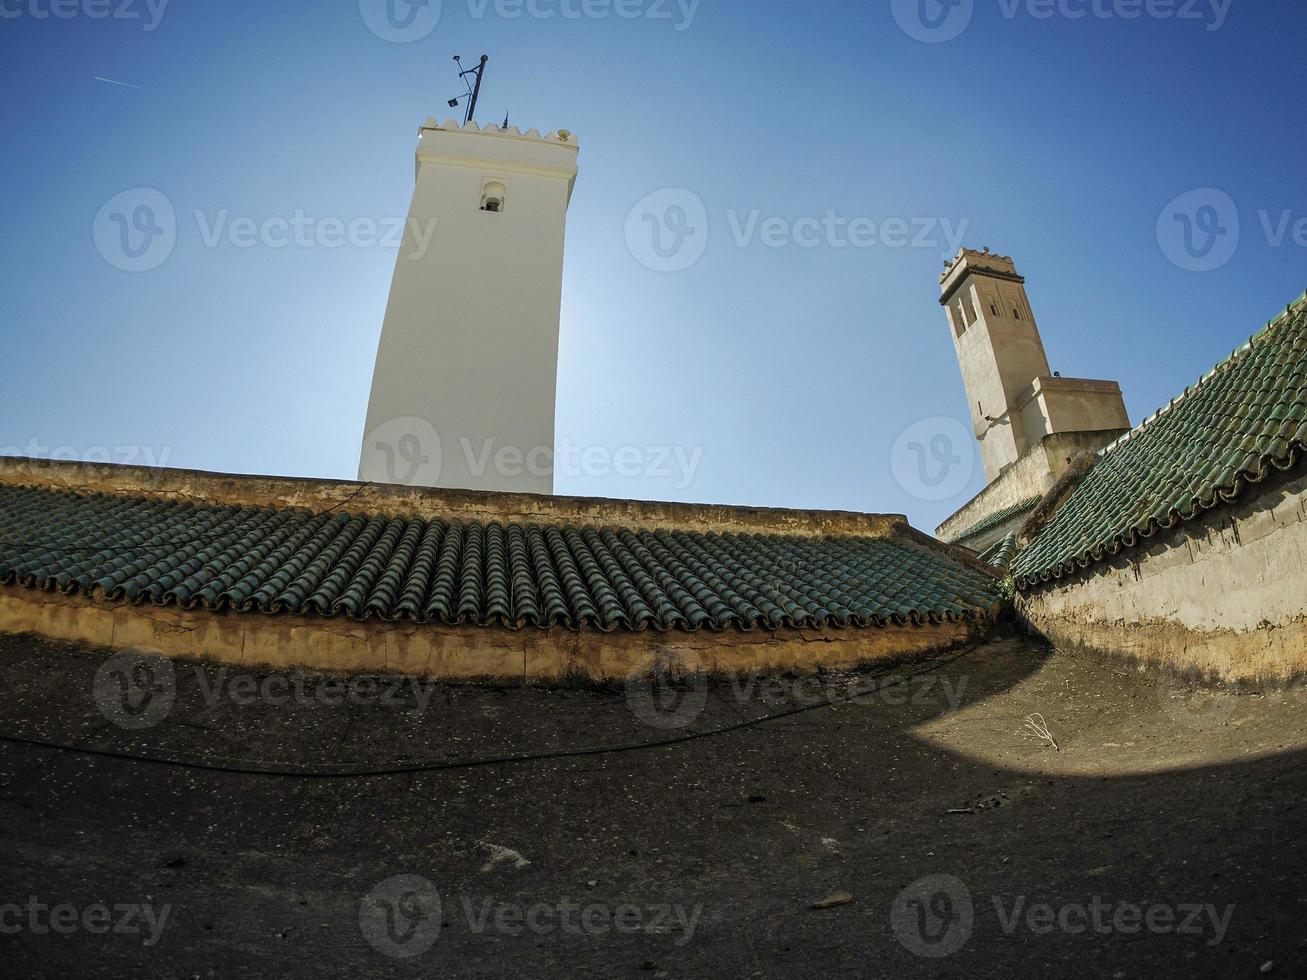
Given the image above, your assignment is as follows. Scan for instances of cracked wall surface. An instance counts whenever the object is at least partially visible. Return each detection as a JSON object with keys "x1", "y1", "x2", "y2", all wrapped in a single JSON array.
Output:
[{"x1": 1017, "y1": 470, "x2": 1307, "y2": 683}]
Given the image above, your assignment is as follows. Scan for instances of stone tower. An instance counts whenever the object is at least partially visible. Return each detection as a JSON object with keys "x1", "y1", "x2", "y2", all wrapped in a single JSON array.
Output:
[
  {"x1": 359, "y1": 119, "x2": 580, "y2": 494},
  {"x1": 940, "y1": 248, "x2": 1129, "y2": 482}
]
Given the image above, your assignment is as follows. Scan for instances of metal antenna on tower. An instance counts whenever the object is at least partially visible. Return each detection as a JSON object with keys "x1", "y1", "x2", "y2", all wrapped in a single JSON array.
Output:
[{"x1": 448, "y1": 54, "x2": 489, "y2": 125}]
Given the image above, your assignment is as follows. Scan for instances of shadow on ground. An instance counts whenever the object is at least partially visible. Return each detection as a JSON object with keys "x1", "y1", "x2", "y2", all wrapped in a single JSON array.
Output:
[{"x1": 0, "y1": 630, "x2": 1303, "y2": 978}]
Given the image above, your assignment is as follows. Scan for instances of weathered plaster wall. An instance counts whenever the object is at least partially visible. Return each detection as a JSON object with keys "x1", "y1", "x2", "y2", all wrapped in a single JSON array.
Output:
[
  {"x1": 1017, "y1": 470, "x2": 1307, "y2": 683},
  {"x1": 0, "y1": 456, "x2": 906, "y2": 540},
  {"x1": 1016, "y1": 377, "x2": 1130, "y2": 447},
  {"x1": 937, "y1": 429, "x2": 1125, "y2": 544},
  {"x1": 0, "y1": 586, "x2": 983, "y2": 684}
]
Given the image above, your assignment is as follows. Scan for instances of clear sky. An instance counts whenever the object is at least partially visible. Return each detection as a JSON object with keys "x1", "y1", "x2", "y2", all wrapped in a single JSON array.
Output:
[{"x1": 2, "y1": 0, "x2": 1304, "y2": 533}]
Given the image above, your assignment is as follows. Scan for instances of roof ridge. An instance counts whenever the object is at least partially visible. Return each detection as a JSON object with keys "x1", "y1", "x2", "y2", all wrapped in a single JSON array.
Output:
[{"x1": 1095, "y1": 289, "x2": 1307, "y2": 459}]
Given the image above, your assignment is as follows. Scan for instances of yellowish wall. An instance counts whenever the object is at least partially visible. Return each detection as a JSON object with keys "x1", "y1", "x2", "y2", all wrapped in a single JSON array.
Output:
[
  {"x1": 1017, "y1": 470, "x2": 1307, "y2": 683},
  {"x1": 0, "y1": 586, "x2": 984, "y2": 683},
  {"x1": 0, "y1": 456, "x2": 904, "y2": 540}
]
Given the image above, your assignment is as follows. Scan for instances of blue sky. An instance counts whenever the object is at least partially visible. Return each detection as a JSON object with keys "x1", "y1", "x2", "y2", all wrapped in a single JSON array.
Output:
[{"x1": 1, "y1": 0, "x2": 1304, "y2": 533}]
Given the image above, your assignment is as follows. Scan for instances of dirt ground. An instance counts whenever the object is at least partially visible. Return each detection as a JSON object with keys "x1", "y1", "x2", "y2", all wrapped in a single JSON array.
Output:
[{"x1": 1, "y1": 628, "x2": 1305, "y2": 978}]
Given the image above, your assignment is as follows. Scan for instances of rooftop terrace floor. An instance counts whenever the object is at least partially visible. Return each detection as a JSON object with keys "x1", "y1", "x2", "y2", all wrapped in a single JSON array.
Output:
[{"x1": 1, "y1": 630, "x2": 1304, "y2": 977}]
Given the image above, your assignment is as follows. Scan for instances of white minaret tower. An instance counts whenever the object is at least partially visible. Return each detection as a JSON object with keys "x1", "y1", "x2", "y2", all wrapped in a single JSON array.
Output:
[{"x1": 359, "y1": 117, "x2": 579, "y2": 494}]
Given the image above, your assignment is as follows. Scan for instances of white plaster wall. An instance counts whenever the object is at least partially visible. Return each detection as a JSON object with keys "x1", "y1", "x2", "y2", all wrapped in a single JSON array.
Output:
[{"x1": 360, "y1": 124, "x2": 579, "y2": 494}]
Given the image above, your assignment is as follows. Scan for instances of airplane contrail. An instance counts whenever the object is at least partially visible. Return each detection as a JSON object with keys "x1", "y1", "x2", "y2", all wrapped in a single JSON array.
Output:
[{"x1": 94, "y1": 76, "x2": 154, "y2": 93}]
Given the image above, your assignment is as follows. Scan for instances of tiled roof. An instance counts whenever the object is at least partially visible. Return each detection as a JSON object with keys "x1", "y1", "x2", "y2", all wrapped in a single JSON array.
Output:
[
  {"x1": 945, "y1": 496, "x2": 1042, "y2": 546},
  {"x1": 1014, "y1": 295, "x2": 1307, "y2": 587},
  {"x1": 978, "y1": 533, "x2": 1018, "y2": 571},
  {"x1": 0, "y1": 485, "x2": 1002, "y2": 632}
]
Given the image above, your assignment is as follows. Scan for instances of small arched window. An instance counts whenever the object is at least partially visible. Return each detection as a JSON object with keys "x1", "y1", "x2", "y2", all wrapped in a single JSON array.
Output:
[{"x1": 480, "y1": 180, "x2": 507, "y2": 214}]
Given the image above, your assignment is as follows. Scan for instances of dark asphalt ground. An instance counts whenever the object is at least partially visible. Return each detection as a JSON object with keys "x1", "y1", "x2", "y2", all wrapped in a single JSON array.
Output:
[{"x1": 1, "y1": 629, "x2": 1305, "y2": 978}]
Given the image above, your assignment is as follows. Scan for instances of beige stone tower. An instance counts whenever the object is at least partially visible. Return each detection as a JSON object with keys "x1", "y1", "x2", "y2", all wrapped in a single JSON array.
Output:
[{"x1": 940, "y1": 248, "x2": 1129, "y2": 482}]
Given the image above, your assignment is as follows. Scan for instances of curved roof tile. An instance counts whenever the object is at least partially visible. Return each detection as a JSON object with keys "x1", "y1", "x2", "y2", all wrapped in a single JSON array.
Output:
[
  {"x1": 0, "y1": 485, "x2": 1001, "y2": 634},
  {"x1": 1014, "y1": 296, "x2": 1307, "y2": 588}
]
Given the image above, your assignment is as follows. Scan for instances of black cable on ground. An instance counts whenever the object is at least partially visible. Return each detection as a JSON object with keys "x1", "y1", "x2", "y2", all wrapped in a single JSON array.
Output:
[{"x1": 0, "y1": 645, "x2": 979, "y2": 780}]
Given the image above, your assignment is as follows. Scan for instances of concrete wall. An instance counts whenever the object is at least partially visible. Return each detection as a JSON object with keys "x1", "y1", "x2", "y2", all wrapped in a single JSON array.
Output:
[
  {"x1": 1017, "y1": 377, "x2": 1130, "y2": 447},
  {"x1": 359, "y1": 120, "x2": 579, "y2": 495},
  {"x1": 936, "y1": 429, "x2": 1125, "y2": 544},
  {"x1": 1017, "y1": 469, "x2": 1307, "y2": 683}
]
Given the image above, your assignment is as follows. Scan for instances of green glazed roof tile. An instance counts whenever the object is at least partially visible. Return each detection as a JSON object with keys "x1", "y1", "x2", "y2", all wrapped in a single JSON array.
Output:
[
  {"x1": 0, "y1": 485, "x2": 1002, "y2": 633},
  {"x1": 977, "y1": 533, "x2": 1018, "y2": 571},
  {"x1": 944, "y1": 496, "x2": 1041, "y2": 545},
  {"x1": 1013, "y1": 295, "x2": 1307, "y2": 588}
]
